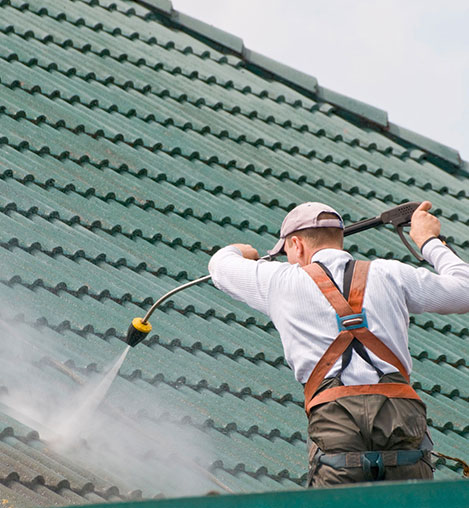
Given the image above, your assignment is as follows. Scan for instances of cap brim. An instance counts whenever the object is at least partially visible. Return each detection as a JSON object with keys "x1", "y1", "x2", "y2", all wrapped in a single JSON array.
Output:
[{"x1": 267, "y1": 237, "x2": 286, "y2": 257}]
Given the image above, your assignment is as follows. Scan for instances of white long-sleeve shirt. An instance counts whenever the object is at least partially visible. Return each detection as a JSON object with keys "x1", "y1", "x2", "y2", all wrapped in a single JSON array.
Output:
[{"x1": 208, "y1": 239, "x2": 469, "y2": 385}]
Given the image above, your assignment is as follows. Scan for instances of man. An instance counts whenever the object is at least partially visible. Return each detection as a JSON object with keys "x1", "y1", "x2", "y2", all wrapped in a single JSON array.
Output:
[{"x1": 208, "y1": 201, "x2": 469, "y2": 486}]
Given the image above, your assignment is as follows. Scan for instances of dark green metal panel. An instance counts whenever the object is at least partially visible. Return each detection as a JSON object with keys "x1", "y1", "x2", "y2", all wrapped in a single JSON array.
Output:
[{"x1": 73, "y1": 480, "x2": 469, "y2": 508}]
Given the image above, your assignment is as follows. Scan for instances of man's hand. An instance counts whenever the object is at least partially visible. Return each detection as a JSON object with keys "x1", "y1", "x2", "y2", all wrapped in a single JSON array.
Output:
[
  {"x1": 231, "y1": 243, "x2": 259, "y2": 260},
  {"x1": 410, "y1": 201, "x2": 441, "y2": 249}
]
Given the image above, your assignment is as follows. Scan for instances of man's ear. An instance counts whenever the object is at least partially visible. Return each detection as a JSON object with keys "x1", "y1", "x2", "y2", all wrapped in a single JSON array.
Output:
[{"x1": 290, "y1": 235, "x2": 304, "y2": 255}]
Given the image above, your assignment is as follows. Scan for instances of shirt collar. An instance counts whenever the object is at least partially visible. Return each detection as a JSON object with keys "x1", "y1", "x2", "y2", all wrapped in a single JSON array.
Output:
[{"x1": 310, "y1": 248, "x2": 352, "y2": 264}]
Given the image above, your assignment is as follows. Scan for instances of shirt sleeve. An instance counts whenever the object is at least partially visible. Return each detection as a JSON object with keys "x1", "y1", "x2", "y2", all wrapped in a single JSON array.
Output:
[
  {"x1": 208, "y1": 246, "x2": 285, "y2": 316},
  {"x1": 400, "y1": 238, "x2": 469, "y2": 314}
]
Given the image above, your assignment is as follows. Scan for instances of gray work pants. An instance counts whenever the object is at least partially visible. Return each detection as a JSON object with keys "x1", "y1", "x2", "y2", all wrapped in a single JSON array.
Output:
[{"x1": 307, "y1": 373, "x2": 434, "y2": 487}]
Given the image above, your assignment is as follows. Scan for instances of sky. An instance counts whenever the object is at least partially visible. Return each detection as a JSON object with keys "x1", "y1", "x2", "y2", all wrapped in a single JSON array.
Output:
[{"x1": 173, "y1": 0, "x2": 469, "y2": 162}]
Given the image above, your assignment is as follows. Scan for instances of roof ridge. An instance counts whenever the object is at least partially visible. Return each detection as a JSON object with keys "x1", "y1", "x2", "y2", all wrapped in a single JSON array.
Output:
[{"x1": 134, "y1": 0, "x2": 467, "y2": 172}]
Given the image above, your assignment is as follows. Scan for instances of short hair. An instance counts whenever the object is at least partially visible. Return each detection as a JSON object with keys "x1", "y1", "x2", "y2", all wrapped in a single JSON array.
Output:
[{"x1": 285, "y1": 212, "x2": 343, "y2": 249}]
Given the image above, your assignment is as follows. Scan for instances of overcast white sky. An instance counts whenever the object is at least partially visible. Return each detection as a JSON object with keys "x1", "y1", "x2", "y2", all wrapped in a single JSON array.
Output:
[{"x1": 174, "y1": 0, "x2": 469, "y2": 162}]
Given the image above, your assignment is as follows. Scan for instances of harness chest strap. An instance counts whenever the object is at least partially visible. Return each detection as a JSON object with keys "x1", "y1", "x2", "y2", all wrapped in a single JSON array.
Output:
[{"x1": 303, "y1": 260, "x2": 421, "y2": 415}]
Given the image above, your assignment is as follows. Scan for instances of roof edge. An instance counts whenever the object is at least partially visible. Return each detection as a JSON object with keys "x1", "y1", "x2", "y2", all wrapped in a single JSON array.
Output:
[
  {"x1": 134, "y1": 0, "x2": 466, "y2": 171},
  {"x1": 71, "y1": 479, "x2": 468, "y2": 508},
  {"x1": 173, "y1": 11, "x2": 244, "y2": 53},
  {"x1": 316, "y1": 86, "x2": 388, "y2": 128},
  {"x1": 138, "y1": 0, "x2": 173, "y2": 15},
  {"x1": 387, "y1": 122, "x2": 462, "y2": 168},
  {"x1": 138, "y1": 0, "x2": 244, "y2": 53},
  {"x1": 461, "y1": 159, "x2": 469, "y2": 175},
  {"x1": 243, "y1": 49, "x2": 318, "y2": 95}
]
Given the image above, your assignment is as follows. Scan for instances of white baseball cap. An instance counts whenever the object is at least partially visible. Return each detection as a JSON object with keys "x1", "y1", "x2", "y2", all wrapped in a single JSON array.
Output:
[{"x1": 268, "y1": 202, "x2": 343, "y2": 257}]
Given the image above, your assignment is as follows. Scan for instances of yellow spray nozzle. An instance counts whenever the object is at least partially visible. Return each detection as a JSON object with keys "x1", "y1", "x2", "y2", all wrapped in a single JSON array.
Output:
[{"x1": 126, "y1": 317, "x2": 152, "y2": 347}]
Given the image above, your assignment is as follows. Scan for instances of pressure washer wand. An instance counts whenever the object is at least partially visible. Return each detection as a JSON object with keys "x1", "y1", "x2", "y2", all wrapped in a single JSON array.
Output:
[
  {"x1": 141, "y1": 251, "x2": 274, "y2": 323},
  {"x1": 344, "y1": 201, "x2": 419, "y2": 236},
  {"x1": 125, "y1": 256, "x2": 272, "y2": 347},
  {"x1": 126, "y1": 201, "x2": 426, "y2": 348},
  {"x1": 345, "y1": 201, "x2": 457, "y2": 260}
]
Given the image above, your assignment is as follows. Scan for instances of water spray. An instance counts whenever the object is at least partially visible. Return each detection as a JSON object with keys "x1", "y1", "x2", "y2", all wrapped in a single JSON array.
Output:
[
  {"x1": 40, "y1": 355, "x2": 234, "y2": 492},
  {"x1": 126, "y1": 201, "x2": 450, "y2": 348}
]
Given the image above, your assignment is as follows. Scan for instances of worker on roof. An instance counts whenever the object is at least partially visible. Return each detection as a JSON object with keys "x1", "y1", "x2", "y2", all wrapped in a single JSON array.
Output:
[{"x1": 208, "y1": 201, "x2": 469, "y2": 486}]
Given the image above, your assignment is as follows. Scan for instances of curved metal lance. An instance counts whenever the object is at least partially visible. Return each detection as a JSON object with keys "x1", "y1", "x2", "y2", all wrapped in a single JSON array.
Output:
[{"x1": 125, "y1": 256, "x2": 272, "y2": 347}]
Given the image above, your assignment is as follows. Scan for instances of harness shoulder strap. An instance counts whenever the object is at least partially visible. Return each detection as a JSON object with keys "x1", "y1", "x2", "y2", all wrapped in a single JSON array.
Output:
[
  {"x1": 314, "y1": 261, "x2": 341, "y2": 292},
  {"x1": 303, "y1": 330, "x2": 354, "y2": 409},
  {"x1": 313, "y1": 259, "x2": 354, "y2": 298},
  {"x1": 303, "y1": 261, "x2": 408, "y2": 378},
  {"x1": 340, "y1": 261, "x2": 384, "y2": 377},
  {"x1": 348, "y1": 260, "x2": 369, "y2": 313},
  {"x1": 302, "y1": 260, "x2": 417, "y2": 414},
  {"x1": 312, "y1": 261, "x2": 384, "y2": 378},
  {"x1": 302, "y1": 263, "x2": 355, "y2": 317}
]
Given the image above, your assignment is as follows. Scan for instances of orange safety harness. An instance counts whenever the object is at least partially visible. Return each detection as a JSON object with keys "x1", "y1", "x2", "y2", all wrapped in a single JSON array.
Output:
[{"x1": 303, "y1": 259, "x2": 421, "y2": 416}]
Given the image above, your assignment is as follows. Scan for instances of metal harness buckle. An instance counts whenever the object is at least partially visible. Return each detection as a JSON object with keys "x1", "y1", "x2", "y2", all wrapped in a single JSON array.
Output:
[
  {"x1": 336, "y1": 309, "x2": 368, "y2": 331},
  {"x1": 362, "y1": 451, "x2": 385, "y2": 480}
]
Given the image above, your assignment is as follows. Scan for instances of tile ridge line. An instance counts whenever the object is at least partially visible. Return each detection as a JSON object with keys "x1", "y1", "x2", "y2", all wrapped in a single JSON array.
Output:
[{"x1": 132, "y1": 1, "x2": 466, "y2": 170}]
